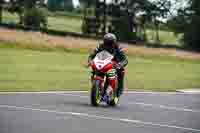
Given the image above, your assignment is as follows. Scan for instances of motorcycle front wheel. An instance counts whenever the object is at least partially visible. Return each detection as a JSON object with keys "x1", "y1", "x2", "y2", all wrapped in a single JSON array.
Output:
[
  {"x1": 108, "y1": 91, "x2": 119, "y2": 107},
  {"x1": 91, "y1": 80, "x2": 102, "y2": 106}
]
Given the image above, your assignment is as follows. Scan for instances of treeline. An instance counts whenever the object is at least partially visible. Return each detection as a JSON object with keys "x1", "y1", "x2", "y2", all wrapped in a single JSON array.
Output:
[
  {"x1": 0, "y1": 0, "x2": 83, "y2": 29},
  {"x1": 0, "y1": 0, "x2": 199, "y2": 51},
  {"x1": 167, "y1": 0, "x2": 200, "y2": 51},
  {"x1": 47, "y1": 0, "x2": 74, "y2": 11},
  {"x1": 0, "y1": 0, "x2": 47, "y2": 29}
]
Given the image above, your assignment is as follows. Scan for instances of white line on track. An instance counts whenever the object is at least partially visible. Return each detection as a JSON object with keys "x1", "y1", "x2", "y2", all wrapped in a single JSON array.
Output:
[
  {"x1": 0, "y1": 91, "x2": 88, "y2": 94},
  {"x1": 128, "y1": 102, "x2": 200, "y2": 113},
  {"x1": 0, "y1": 92, "x2": 199, "y2": 113},
  {"x1": 0, "y1": 91, "x2": 199, "y2": 95},
  {"x1": 55, "y1": 93, "x2": 88, "y2": 98},
  {"x1": 55, "y1": 93, "x2": 200, "y2": 113},
  {"x1": 0, "y1": 104, "x2": 199, "y2": 132},
  {"x1": 58, "y1": 94, "x2": 200, "y2": 113}
]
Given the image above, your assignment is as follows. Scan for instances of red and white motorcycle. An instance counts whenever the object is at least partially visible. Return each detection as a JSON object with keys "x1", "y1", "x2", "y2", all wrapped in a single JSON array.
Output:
[{"x1": 89, "y1": 50, "x2": 119, "y2": 106}]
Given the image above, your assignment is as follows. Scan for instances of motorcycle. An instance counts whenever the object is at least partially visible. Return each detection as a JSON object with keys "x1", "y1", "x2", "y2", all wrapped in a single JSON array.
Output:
[{"x1": 89, "y1": 50, "x2": 119, "y2": 107}]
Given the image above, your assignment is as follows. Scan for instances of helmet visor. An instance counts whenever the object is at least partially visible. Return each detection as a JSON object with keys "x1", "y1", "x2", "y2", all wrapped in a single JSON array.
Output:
[{"x1": 104, "y1": 39, "x2": 115, "y2": 48}]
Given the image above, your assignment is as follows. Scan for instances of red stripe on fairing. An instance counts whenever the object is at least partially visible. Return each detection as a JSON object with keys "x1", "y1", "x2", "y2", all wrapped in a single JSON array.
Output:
[
  {"x1": 100, "y1": 63, "x2": 113, "y2": 73},
  {"x1": 91, "y1": 63, "x2": 97, "y2": 71},
  {"x1": 91, "y1": 62, "x2": 114, "y2": 73}
]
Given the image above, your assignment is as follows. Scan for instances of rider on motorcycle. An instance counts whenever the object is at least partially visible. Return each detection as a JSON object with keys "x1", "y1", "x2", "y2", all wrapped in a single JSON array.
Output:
[{"x1": 88, "y1": 33, "x2": 128, "y2": 97}]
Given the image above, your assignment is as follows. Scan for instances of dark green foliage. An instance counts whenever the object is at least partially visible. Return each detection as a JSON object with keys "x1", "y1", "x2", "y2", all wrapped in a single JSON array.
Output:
[
  {"x1": 79, "y1": 0, "x2": 95, "y2": 7},
  {"x1": 8, "y1": 0, "x2": 47, "y2": 29},
  {"x1": 183, "y1": 0, "x2": 200, "y2": 50},
  {"x1": 183, "y1": 15, "x2": 200, "y2": 50},
  {"x1": 47, "y1": 0, "x2": 74, "y2": 11},
  {"x1": 74, "y1": 7, "x2": 84, "y2": 14},
  {"x1": 47, "y1": 0, "x2": 57, "y2": 11},
  {"x1": 112, "y1": 16, "x2": 136, "y2": 41},
  {"x1": 0, "y1": 0, "x2": 4, "y2": 23},
  {"x1": 169, "y1": 0, "x2": 200, "y2": 51},
  {"x1": 22, "y1": 7, "x2": 47, "y2": 29},
  {"x1": 82, "y1": 0, "x2": 172, "y2": 41}
]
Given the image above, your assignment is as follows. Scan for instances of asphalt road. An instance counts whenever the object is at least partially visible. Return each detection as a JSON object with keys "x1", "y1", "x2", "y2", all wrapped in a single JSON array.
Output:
[{"x1": 0, "y1": 92, "x2": 200, "y2": 133}]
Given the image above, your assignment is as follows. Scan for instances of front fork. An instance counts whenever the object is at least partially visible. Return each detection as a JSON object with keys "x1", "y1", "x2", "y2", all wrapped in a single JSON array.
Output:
[
  {"x1": 91, "y1": 72, "x2": 117, "y2": 98},
  {"x1": 91, "y1": 74, "x2": 104, "y2": 95}
]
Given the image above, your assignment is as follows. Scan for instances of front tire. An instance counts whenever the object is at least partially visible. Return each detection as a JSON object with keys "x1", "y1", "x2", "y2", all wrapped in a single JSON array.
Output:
[
  {"x1": 91, "y1": 80, "x2": 101, "y2": 107},
  {"x1": 108, "y1": 91, "x2": 119, "y2": 107}
]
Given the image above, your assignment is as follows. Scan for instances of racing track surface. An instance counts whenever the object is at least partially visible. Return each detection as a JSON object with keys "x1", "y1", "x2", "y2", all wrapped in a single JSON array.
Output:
[{"x1": 0, "y1": 92, "x2": 200, "y2": 133}]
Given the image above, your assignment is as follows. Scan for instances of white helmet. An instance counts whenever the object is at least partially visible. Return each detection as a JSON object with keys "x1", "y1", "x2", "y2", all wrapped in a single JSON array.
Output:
[{"x1": 104, "y1": 33, "x2": 117, "y2": 43}]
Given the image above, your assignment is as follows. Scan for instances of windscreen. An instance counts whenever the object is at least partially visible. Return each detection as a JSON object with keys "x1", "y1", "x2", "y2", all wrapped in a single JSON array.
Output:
[{"x1": 95, "y1": 50, "x2": 113, "y2": 61}]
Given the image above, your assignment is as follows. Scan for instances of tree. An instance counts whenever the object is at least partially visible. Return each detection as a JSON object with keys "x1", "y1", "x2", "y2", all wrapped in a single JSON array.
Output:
[
  {"x1": 79, "y1": 0, "x2": 95, "y2": 7},
  {"x1": 147, "y1": 0, "x2": 171, "y2": 42},
  {"x1": 47, "y1": 0, "x2": 57, "y2": 11},
  {"x1": 47, "y1": 0, "x2": 74, "y2": 11},
  {"x1": 9, "y1": 0, "x2": 47, "y2": 29},
  {"x1": 9, "y1": 0, "x2": 25, "y2": 24},
  {"x1": 183, "y1": 0, "x2": 200, "y2": 50},
  {"x1": 169, "y1": 0, "x2": 200, "y2": 50},
  {"x1": 126, "y1": 0, "x2": 171, "y2": 41},
  {"x1": 0, "y1": 0, "x2": 5, "y2": 23},
  {"x1": 64, "y1": 0, "x2": 74, "y2": 11},
  {"x1": 23, "y1": 7, "x2": 47, "y2": 29}
]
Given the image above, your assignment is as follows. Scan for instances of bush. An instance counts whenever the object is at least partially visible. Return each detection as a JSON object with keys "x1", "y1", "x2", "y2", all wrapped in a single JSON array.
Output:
[
  {"x1": 112, "y1": 16, "x2": 137, "y2": 41},
  {"x1": 74, "y1": 7, "x2": 84, "y2": 14},
  {"x1": 22, "y1": 7, "x2": 47, "y2": 29},
  {"x1": 183, "y1": 15, "x2": 200, "y2": 51},
  {"x1": 168, "y1": 0, "x2": 200, "y2": 51}
]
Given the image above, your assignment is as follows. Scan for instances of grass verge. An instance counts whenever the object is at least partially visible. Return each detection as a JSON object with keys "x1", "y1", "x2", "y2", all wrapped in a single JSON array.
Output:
[{"x1": 0, "y1": 42, "x2": 200, "y2": 92}]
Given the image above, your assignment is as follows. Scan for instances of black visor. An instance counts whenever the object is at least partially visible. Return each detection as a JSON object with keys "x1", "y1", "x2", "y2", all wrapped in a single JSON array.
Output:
[{"x1": 104, "y1": 39, "x2": 114, "y2": 47}]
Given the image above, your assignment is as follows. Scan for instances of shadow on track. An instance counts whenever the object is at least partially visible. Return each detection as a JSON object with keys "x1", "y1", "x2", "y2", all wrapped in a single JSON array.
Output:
[{"x1": 54, "y1": 100, "x2": 127, "y2": 110}]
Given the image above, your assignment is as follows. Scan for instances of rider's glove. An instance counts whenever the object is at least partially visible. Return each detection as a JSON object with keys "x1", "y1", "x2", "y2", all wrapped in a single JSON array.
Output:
[{"x1": 88, "y1": 60, "x2": 94, "y2": 66}]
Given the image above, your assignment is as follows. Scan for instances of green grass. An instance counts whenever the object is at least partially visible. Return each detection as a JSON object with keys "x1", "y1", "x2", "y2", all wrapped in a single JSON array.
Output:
[
  {"x1": 0, "y1": 43, "x2": 200, "y2": 92},
  {"x1": 147, "y1": 30, "x2": 180, "y2": 46},
  {"x1": 48, "y1": 15, "x2": 82, "y2": 33},
  {"x1": 2, "y1": 11, "x2": 19, "y2": 24},
  {"x1": 48, "y1": 11, "x2": 83, "y2": 19},
  {"x1": 2, "y1": 11, "x2": 82, "y2": 33}
]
